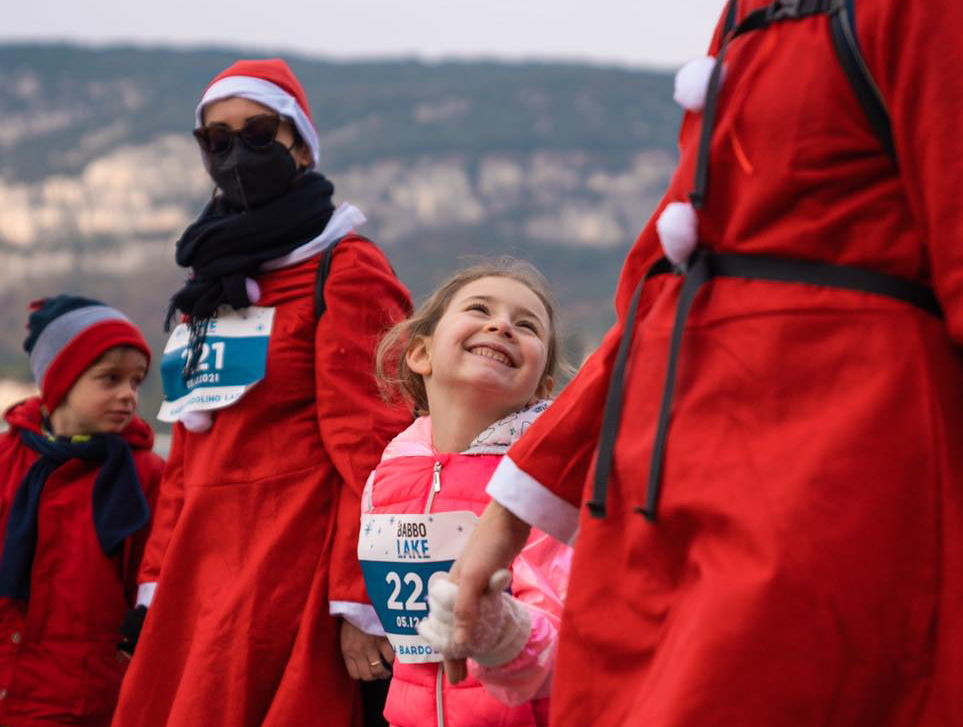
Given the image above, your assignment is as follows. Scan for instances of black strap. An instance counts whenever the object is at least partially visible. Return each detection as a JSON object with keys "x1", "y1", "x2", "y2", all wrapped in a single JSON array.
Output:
[
  {"x1": 314, "y1": 237, "x2": 343, "y2": 320},
  {"x1": 589, "y1": 251, "x2": 942, "y2": 521},
  {"x1": 828, "y1": 0, "x2": 896, "y2": 160},
  {"x1": 638, "y1": 253, "x2": 712, "y2": 520},
  {"x1": 722, "y1": 0, "x2": 739, "y2": 36},
  {"x1": 691, "y1": 0, "x2": 894, "y2": 208},
  {"x1": 710, "y1": 252, "x2": 940, "y2": 316},
  {"x1": 689, "y1": 45, "x2": 729, "y2": 210},
  {"x1": 691, "y1": 0, "x2": 834, "y2": 208},
  {"x1": 732, "y1": 0, "x2": 833, "y2": 37},
  {"x1": 587, "y1": 258, "x2": 673, "y2": 517},
  {"x1": 689, "y1": 0, "x2": 831, "y2": 209}
]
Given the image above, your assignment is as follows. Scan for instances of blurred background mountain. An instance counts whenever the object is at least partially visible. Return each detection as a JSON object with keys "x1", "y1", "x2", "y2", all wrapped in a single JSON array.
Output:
[{"x1": 0, "y1": 43, "x2": 681, "y2": 426}]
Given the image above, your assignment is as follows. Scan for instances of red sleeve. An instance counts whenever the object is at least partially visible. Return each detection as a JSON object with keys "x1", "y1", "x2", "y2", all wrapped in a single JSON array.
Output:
[
  {"x1": 864, "y1": 0, "x2": 963, "y2": 341},
  {"x1": 505, "y1": 325, "x2": 621, "y2": 509},
  {"x1": 315, "y1": 235, "x2": 412, "y2": 604},
  {"x1": 136, "y1": 424, "x2": 187, "y2": 588}
]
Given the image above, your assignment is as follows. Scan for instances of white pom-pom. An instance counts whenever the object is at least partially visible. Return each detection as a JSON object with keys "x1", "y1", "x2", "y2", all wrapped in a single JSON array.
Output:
[
  {"x1": 673, "y1": 56, "x2": 720, "y2": 112},
  {"x1": 180, "y1": 410, "x2": 213, "y2": 433},
  {"x1": 656, "y1": 202, "x2": 699, "y2": 266},
  {"x1": 245, "y1": 277, "x2": 261, "y2": 304}
]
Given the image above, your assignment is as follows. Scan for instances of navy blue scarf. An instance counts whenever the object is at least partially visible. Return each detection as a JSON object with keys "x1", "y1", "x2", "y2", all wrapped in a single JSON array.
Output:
[{"x1": 0, "y1": 430, "x2": 151, "y2": 600}]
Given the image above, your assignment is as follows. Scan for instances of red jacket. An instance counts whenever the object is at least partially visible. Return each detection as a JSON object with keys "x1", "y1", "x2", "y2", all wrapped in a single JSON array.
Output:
[
  {"x1": 112, "y1": 233, "x2": 412, "y2": 727},
  {"x1": 0, "y1": 397, "x2": 164, "y2": 727},
  {"x1": 484, "y1": 1, "x2": 963, "y2": 725}
]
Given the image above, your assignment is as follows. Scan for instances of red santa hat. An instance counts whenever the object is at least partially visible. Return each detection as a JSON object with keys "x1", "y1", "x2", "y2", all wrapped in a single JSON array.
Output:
[{"x1": 195, "y1": 58, "x2": 321, "y2": 168}]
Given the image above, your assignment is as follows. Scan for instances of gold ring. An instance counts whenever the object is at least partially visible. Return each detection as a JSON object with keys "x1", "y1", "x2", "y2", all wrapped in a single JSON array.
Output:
[{"x1": 369, "y1": 660, "x2": 382, "y2": 667}]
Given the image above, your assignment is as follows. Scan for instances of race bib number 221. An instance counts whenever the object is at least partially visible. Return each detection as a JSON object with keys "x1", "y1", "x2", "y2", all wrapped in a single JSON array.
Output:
[{"x1": 157, "y1": 306, "x2": 274, "y2": 422}]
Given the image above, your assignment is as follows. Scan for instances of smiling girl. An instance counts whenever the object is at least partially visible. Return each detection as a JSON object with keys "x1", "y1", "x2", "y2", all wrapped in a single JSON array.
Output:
[{"x1": 352, "y1": 259, "x2": 572, "y2": 727}]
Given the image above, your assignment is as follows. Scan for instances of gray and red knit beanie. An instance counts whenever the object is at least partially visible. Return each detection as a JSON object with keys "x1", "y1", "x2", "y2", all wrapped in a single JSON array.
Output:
[{"x1": 23, "y1": 295, "x2": 151, "y2": 414}]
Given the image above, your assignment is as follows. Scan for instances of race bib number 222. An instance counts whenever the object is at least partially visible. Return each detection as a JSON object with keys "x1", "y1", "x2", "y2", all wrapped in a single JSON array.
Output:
[{"x1": 358, "y1": 511, "x2": 478, "y2": 663}]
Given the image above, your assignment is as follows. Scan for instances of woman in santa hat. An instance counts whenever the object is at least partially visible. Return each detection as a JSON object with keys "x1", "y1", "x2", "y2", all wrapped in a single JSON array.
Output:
[
  {"x1": 437, "y1": 0, "x2": 963, "y2": 725},
  {"x1": 111, "y1": 58, "x2": 411, "y2": 727}
]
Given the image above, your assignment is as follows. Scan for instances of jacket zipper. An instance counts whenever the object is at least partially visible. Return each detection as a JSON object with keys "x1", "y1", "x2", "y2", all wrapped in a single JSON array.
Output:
[
  {"x1": 427, "y1": 460, "x2": 444, "y2": 726},
  {"x1": 435, "y1": 665, "x2": 445, "y2": 727},
  {"x1": 424, "y1": 460, "x2": 442, "y2": 514}
]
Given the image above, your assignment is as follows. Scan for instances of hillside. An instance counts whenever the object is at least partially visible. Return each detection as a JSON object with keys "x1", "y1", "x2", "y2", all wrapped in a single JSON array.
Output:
[{"x1": 0, "y1": 44, "x2": 681, "y2": 421}]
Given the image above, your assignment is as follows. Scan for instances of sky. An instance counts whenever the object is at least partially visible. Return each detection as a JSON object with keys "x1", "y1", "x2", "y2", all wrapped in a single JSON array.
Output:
[{"x1": 3, "y1": 0, "x2": 728, "y2": 70}]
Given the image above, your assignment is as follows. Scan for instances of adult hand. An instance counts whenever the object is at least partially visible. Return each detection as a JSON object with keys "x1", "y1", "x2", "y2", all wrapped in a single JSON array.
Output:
[
  {"x1": 444, "y1": 501, "x2": 532, "y2": 683},
  {"x1": 340, "y1": 619, "x2": 394, "y2": 681},
  {"x1": 420, "y1": 569, "x2": 531, "y2": 668},
  {"x1": 117, "y1": 604, "x2": 148, "y2": 661}
]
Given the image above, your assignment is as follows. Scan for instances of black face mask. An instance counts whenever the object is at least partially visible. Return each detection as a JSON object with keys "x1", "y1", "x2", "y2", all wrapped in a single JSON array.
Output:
[{"x1": 207, "y1": 140, "x2": 298, "y2": 210}]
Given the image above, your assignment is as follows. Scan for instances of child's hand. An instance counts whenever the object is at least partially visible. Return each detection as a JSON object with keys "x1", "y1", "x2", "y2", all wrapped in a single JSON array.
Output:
[
  {"x1": 340, "y1": 619, "x2": 394, "y2": 681},
  {"x1": 418, "y1": 569, "x2": 531, "y2": 668},
  {"x1": 416, "y1": 574, "x2": 471, "y2": 659}
]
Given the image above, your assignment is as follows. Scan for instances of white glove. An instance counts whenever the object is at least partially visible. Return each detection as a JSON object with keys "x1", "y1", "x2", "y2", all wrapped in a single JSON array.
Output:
[{"x1": 417, "y1": 569, "x2": 532, "y2": 668}]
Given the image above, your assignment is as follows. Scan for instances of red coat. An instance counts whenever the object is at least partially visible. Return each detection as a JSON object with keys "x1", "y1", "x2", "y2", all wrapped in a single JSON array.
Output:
[
  {"x1": 112, "y1": 234, "x2": 412, "y2": 727},
  {"x1": 0, "y1": 397, "x2": 164, "y2": 727},
  {"x1": 484, "y1": 1, "x2": 963, "y2": 725}
]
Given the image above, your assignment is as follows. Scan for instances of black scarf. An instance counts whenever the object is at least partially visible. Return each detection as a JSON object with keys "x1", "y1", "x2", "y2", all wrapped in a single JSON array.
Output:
[
  {"x1": 0, "y1": 430, "x2": 151, "y2": 600},
  {"x1": 166, "y1": 173, "x2": 335, "y2": 375},
  {"x1": 169, "y1": 171, "x2": 335, "y2": 321}
]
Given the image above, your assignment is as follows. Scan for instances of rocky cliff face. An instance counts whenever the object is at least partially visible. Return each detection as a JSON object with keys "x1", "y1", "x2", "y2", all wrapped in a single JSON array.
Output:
[{"x1": 0, "y1": 140, "x2": 673, "y2": 272}]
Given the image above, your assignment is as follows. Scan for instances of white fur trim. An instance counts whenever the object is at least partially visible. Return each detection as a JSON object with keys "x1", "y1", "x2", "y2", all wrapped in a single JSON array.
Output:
[
  {"x1": 261, "y1": 203, "x2": 367, "y2": 271},
  {"x1": 180, "y1": 409, "x2": 213, "y2": 433},
  {"x1": 673, "y1": 56, "x2": 721, "y2": 112},
  {"x1": 244, "y1": 277, "x2": 261, "y2": 304},
  {"x1": 330, "y1": 601, "x2": 386, "y2": 636},
  {"x1": 656, "y1": 201, "x2": 699, "y2": 266},
  {"x1": 485, "y1": 457, "x2": 580, "y2": 546},
  {"x1": 196, "y1": 76, "x2": 320, "y2": 168},
  {"x1": 136, "y1": 582, "x2": 157, "y2": 608}
]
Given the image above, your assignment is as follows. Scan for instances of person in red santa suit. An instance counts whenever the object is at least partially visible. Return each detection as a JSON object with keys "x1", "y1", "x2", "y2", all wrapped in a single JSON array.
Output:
[
  {"x1": 441, "y1": 1, "x2": 963, "y2": 725},
  {"x1": 111, "y1": 58, "x2": 412, "y2": 727}
]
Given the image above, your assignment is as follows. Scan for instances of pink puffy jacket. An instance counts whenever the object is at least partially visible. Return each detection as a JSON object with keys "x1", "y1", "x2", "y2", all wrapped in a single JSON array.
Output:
[{"x1": 359, "y1": 406, "x2": 572, "y2": 727}]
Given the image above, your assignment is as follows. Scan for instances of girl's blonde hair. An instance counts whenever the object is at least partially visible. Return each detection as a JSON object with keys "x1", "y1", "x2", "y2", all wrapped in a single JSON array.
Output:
[{"x1": 376, "y1": 257, "x2": 568, "y2": 415}]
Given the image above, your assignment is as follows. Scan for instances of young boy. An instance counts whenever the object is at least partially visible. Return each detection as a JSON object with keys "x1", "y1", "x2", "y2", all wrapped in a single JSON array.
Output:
[{"x1": 0, "y1": 295, "x2": 164, "y2": 727}]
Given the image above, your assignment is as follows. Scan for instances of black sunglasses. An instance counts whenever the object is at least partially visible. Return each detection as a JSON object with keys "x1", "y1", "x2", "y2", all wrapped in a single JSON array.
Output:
[{"x1": 193, "y1": 114, "x2": 281, "y2": 156}]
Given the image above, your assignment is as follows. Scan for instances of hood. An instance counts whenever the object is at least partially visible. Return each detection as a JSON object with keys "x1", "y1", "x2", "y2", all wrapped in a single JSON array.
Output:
[
  {"x1": 4, "y1": 396, "x2": 155, "y2": 451},
  {"x1": 378, "y1": 400, "x2": 552, "y2": 464}
]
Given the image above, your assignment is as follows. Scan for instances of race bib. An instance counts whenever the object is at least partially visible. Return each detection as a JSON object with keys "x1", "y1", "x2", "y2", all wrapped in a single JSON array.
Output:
[
  {"x1": 359, "y1": 511, "x2": 478, "y2": 663},
  {"x1": 157, "y1": 307, "x2": 275, "y2": 422}
]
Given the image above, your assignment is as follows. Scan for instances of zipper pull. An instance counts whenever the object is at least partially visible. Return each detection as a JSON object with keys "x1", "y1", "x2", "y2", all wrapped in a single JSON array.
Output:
[{"x1": 425, "y1": 461, "x2": 443, "y2": 515}]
